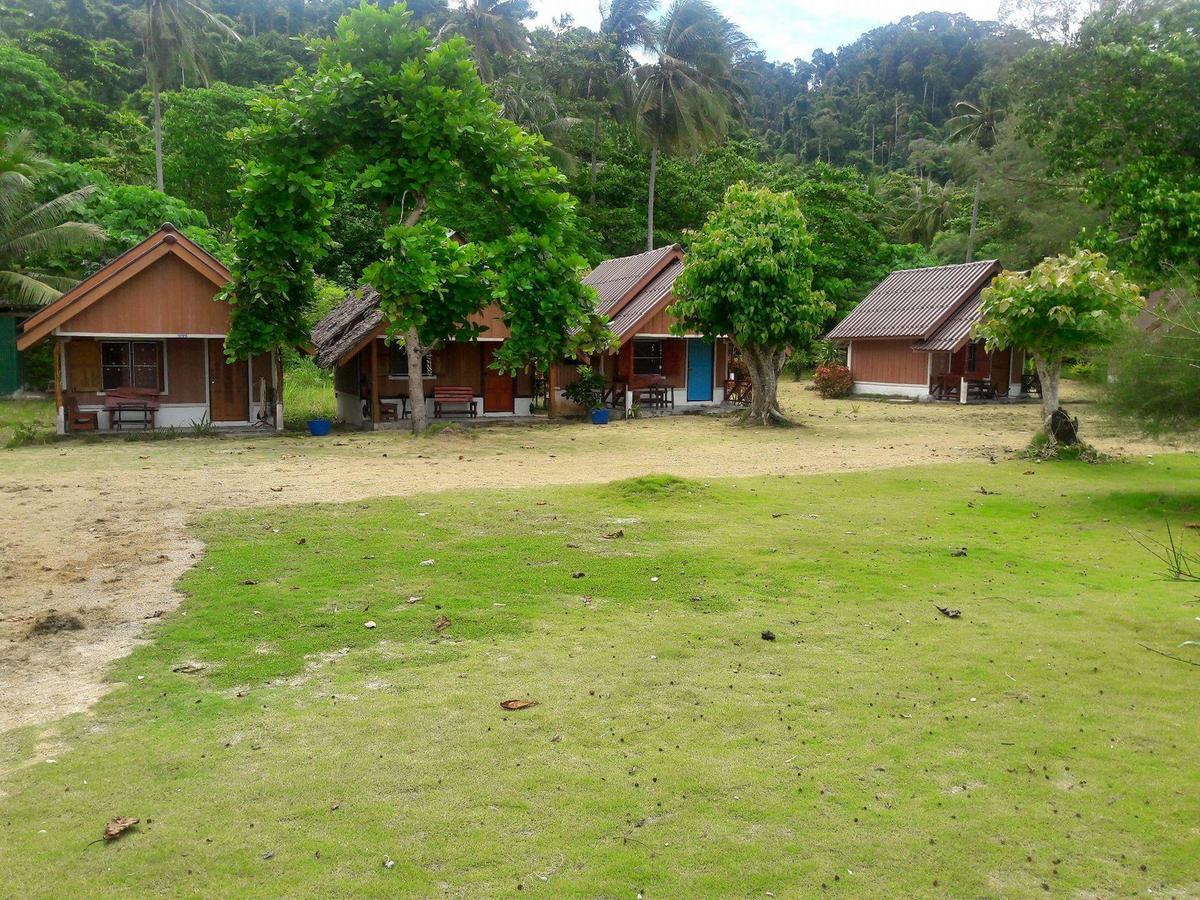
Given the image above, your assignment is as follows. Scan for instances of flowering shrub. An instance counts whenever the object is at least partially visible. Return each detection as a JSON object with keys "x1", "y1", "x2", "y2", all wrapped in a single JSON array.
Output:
[{"x1": 813, "y1": 363, "x2": 854, "y2": 399}]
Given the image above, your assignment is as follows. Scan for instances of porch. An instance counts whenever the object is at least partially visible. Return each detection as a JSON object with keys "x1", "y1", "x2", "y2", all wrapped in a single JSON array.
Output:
[
  {"x1": 927, "y1": 341, "x2": 1031, "y2": 403},
  {"x1": 334, "y1": 336, "x2": 537, "y2": 428},
  {"x1": 54, "y1": 335, "x2": 280, "y2": 434}
]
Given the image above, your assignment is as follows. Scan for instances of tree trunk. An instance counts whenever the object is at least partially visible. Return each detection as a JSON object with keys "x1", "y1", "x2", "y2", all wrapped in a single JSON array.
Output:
[
  {"x1": 741, "y1": 343, "x2": 790, "y2": 426},
  {"x1": 152, "y1": 84, "x2": 164, "y2": 191},
  {"x1": 1035, "y1": 354, "x2": 1067, "y2": 436},
  {"x1": 406, "y1": 325, "x2": 428, "y2": 435},
  {"x1": 646, "y1": 137, "x2": 658, "y2": 251},
  {"x1": 966, "y1": 179, "x2": 980, "y2": 263},
  {"x1": 589, "y1": 115, "x2": 600, "y2": 204}
]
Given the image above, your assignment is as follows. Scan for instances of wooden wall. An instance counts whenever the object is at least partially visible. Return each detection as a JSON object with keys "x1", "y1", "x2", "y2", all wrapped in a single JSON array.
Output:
[
  {"x1": 63, "y1": 336, "x2": 208, "y2": 404},
  {"x1": 364, "y1": 338, "x2": 532, "y2": 401},
  {"x1": 850, "y1": 339, "x2": 928, "y2": 385},
  {"x1": 59, "y1": 256, "x2": 229, "y2": 335}
]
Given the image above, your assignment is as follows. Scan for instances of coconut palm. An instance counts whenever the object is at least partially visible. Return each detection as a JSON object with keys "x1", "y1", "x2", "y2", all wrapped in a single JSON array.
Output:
[
  {"x1": 600, "y1": 0, "x2": 657, "y2": 52},
  {"x1": 947, "y1": 99, "x2": 1005, "y2": 262},
  {"x1": 900, "y1": 178, "x2": 956, "y2": 247},
  {"x1": 629, "y1": 0, "x2": 750, "y2": 249},
  {"x1": 445, "y1": 0, "x2": 533, "y2": 82},
  {"x1": 0, "y1": 132, "x2": 106, "y2": 309},
  {"x1": 138, "y1": 0, "x2": 240, "y2": 191}
]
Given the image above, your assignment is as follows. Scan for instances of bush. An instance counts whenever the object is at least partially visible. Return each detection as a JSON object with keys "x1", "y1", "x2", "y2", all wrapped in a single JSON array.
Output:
[
  {"x1": 813, "y1": 363, "x2": 854, "y2": 398},
  {"x1": 561, "y1": 365, "x2": 605, "y2": 412}
]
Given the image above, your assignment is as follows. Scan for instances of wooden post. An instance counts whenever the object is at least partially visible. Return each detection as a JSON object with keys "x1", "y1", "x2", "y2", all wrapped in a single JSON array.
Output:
[
  {"x1": 959, "y1": 376, "x2": 968, "y2": 405},
  {"x1": 370, "y1": 339, "x2": 381, "y2": 426},
  {"x1": 53, "y1": 338, "x2": 64, "y2": 434},
  {"x1": 547, "y1": 362, "x2": 557, "y2": 417}
]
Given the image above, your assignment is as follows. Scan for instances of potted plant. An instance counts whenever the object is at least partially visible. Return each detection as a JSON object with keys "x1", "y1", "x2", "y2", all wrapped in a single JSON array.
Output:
[{"x1": 562, "y1": 365, "x2": 608, "y2": 424}]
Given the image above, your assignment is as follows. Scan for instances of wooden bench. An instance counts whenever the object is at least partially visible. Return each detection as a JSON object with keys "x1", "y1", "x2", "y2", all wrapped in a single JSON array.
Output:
[
  {"x1": 103, "y1": 387, "x2": 160, "y2": 430},
  {"x1": 433, "y1": 386, "x2": 477, "y2": 418}
]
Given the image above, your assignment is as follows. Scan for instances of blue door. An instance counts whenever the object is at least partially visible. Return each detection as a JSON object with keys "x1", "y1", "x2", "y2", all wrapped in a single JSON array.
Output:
[{"x1": 686, "y1": 338, "x2": 714, "y2": 402}]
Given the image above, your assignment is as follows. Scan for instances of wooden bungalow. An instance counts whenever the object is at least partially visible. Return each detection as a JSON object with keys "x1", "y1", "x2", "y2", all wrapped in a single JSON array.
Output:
[
  {"x1": 16, "y1": 224, "x2": 282, "y2": 434},
  {"x1": 827, "y1": 259, "x2": 1027, "y2": 401},
  {"x1": 311, "y1": 243, "x2": 733, "y2": 426},
  {"x1": 550, "y1": 244, "x2": 733, "y2": 416}
]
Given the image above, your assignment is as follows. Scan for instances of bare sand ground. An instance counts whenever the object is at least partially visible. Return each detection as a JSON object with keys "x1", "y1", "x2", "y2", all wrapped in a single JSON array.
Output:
[{"x1": 0, "y1": 382, "x2": 1187, "y2": 735}]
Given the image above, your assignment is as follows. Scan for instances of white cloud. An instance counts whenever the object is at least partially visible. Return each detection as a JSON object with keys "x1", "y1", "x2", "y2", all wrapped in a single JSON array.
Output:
[{"x1": 532, "y1": 0, "x2": 1001, "y2": 62}]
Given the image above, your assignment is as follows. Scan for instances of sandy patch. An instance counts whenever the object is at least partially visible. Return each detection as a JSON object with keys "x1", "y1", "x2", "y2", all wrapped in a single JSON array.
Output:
[{"x1": 0, "y1": 382, "x2": 1188, "y2": 733}]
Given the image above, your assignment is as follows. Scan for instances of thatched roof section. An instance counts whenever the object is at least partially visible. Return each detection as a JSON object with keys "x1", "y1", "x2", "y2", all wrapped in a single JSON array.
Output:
[{"x1": 312, "y1": 287, "x2": 384, "y2": 369}]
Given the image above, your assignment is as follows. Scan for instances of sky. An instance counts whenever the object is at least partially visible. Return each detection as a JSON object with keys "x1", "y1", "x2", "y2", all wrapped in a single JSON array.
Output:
[{"x1": 532, "y1": 0, "x2": 1003, "y2": 63}]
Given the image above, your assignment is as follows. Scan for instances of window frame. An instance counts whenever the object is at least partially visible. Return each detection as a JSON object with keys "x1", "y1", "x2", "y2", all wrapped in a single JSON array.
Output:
[
  {"x1": 99, "y1": 340, "x2": 166, "y2": 393},
  {"x1": 632, "y1": 339, "x2": 664, "y2": 376},
  {"x1": 387, "y1": 343, "x2": 435, "y2": 379}
]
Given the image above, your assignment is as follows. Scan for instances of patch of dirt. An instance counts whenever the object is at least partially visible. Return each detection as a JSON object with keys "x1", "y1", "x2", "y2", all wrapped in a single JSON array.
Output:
[{"x1": 0, "y1": 382, "x2": 1189, "y2": 734}]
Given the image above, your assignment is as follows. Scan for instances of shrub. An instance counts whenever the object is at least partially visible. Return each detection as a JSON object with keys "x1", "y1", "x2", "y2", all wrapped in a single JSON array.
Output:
[{"x1": 813, "y1": 363, "x2": 854, "y2": 398}]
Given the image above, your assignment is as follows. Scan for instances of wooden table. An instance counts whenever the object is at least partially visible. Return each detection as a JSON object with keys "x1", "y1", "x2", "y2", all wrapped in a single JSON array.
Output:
[
  {"x1": 633, "y1": 384, "x2": 673, "y2": 410},
  {"x1": 380, "y1": 396, "x2": 409, "y2": 420}
]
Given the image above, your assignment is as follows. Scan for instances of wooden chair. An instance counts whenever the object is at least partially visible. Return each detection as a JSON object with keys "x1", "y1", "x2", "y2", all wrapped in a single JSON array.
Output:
[
  {"x1": 65, "y1": 396, "x2": 99, "y2": 432},
  {"x1": 433, "y1": 386, "x2": 477, "y2": 418}
]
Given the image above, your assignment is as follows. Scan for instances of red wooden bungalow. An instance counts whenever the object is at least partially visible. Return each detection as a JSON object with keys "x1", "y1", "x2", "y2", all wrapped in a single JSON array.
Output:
[
  {"x1": 16, "y1": 224, "x2": 282, "y2": 433},
  {"x1": 311, "y1": 243, "x2": 733, "y2": 425},
  {"x1": 550, "y1": 244, "x2": 733, "y2": 416},
  {"x1": 827, "y1": 259, "x2": 1028, "y2": 401}
]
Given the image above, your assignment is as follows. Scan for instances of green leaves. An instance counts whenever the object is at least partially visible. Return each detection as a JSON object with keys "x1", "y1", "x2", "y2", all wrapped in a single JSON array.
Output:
[
  {"x1": 976, "y1": 250, "x2": 1145, "y2": 358},
  {"x1": 672, "y1": 181, "x2": 832, "y2": 354}
]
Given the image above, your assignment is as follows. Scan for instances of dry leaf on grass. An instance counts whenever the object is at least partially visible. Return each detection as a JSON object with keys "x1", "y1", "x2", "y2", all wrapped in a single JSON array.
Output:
[
  {"x1": 935, "y1": 605, "x2": 962, "y2": 619},
  {"x1": 103, "y1": 817, "x2": 139, "y2": 841},
  {"x1": 433, "y1": 615, "x2": 451, "y2": 632},
  {"x1": 171, "y1": 662, "x2": 207, "y2": 674},
  {"x1": 500, "y1": 699, "x2": 538, "y2": 710}
]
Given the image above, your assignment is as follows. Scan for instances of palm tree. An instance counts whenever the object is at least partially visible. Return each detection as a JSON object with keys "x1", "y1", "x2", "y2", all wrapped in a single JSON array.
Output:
[
  {"x1": 947, "y1": 99, "x2": 1004, "y2": 262},
  {"x1": 900, "y1": 178, "x2": 956, "y2": 246},
  {"x1": 139, "y1": 0, "x2": 240, "y2": 191},
  {"x1": 600, "y1": 0, "x2": 657, "y2": 52},
  {"x1": 0, "y1": 131, "x2": 105, "y2": 310},
  {"x1": 629, "y1": 0, "x2": 749, "y2": 249},
  {"x1": 445, "y1": 0, "x2": 533, "y2": 82}
]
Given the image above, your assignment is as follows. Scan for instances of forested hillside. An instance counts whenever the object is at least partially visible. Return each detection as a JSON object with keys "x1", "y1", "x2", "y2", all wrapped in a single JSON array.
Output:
[{"x1": 1, "y1": 0, "x2": 1196, "y2": 327}]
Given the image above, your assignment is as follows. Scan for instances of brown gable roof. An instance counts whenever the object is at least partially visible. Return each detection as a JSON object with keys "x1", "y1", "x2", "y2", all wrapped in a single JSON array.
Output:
[
  {"x1": 17, "y1": 224, "x2": 229, "y2": 351},
  {"x1": 911, "y1": 290, "x2": 985, "y2": 352},
  {"x1": 610, "y1": 258, "x2": 684, "y2": 340},
  {"x1": 827, "y1": 259, "x2": 1000, "y2": 342},
  {"x1": 583, "y1": 244, "x2": 681, "y2": 319}
]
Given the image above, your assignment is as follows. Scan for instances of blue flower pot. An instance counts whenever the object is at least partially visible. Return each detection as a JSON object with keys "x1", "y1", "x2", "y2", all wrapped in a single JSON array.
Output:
[
  {"x1": 307, "y1": 418, "x2": 332, "y2": 436},
  {"x1": 590, "y1": 409, "x2": 609, "y2": 425}
]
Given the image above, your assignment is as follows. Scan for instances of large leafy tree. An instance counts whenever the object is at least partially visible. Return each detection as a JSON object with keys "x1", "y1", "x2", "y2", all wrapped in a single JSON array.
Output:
[
  {"x1": 671, "y1": 182, "x2": 833, "y2": 425},
  {"x1": 0, "y1": 130, "x2": 105, "y2": 309},
  {"x1": 224, "y1": 2, "x2": 609, "y2": 433},
  {"x1": 976, "y1": 250, "x2": 1144, "y2": 440},
  {"x1": 629, "y1": 0, "x2": 748, "y2": 250},
  {"x1": 1018, "y1": 0, "x2": 1200, "y2": 282}
]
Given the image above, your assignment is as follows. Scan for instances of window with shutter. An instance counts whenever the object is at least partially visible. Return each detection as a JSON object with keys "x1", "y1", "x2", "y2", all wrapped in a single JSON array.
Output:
[{"x1": 67, "y1": 341, "x2": 102, "y2": 392}]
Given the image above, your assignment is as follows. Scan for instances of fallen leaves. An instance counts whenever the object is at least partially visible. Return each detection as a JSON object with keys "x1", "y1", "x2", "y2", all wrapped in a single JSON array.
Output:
[
  {"x1": 171, "y1": 662, "x2": 207, "y2": 674},
  {"x1": 434, "y1": 615, "x2": 451, "y2": 632},
  {"x1": 603, "y1": 529, "x2": 624, "y2": 540},
  {"x1": 103, "y1": 817, "x2": 138, "y2": 841},
  {"x1": 935, "y1": 605, "x2": 962, "y2": 619},
  {"x1": 500, "y1": 699, "x2": 538, "y2": 710},
  {"x1": 950, "y1": 548, "x2": 968, "y2": 557}
]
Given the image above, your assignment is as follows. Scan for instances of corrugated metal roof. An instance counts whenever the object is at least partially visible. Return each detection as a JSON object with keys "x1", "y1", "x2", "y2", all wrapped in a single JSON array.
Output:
[
  {"x1": 912, "y1": 291, "x2": 983, "y2": 351},
  {"x1": 583, "y1": 244, "x2": 680, "y2": 316},
  {"x1": 610, "y1": 258, "x2": 683, "y2": 340},
  {"x1": 827, "y1": 260, "x2": 1000, "y2": 341}
]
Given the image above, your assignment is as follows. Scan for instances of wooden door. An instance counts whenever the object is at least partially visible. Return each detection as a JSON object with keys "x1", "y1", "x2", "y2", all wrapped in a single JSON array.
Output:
[
  {"x1": 209, "y1": 339, "x2": 248, "y2": 421},
  {"x1": 481, "y1": 343, "x2": 514, "y2": 413}
]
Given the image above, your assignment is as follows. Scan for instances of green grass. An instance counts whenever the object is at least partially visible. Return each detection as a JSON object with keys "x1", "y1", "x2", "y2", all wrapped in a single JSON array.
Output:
[
  {"x1": 2, "y1": 458, "x2": 1199, "y2": 897},
  {"x1": 283, "y1": 357, "x2": 337, "y2": 428},
  {"x1": 0, "y1": 396, "x2": 55, "y2": 447}
]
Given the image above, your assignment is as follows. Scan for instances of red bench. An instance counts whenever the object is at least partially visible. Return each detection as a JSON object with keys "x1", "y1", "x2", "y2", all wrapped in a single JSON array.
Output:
[
  {"x1": 433, "y1": 386, "x2": 477, "y2": 418},
  {"x1": 103, "y1": 386, "x2": 160, "y2": 430}
]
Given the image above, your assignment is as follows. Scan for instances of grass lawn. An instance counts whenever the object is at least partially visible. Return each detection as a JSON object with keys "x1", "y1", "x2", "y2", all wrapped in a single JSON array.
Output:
[
  {"x1": 1, "y1": 457, "x2": 1198, "y2": 896},
  {"x1": 0, "y1": 397, "x2": 54, "y2": 447}
]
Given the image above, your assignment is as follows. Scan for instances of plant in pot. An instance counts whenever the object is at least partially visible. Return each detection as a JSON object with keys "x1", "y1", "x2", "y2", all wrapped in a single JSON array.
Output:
[{"x1": 562, "y1": 365, "x2": 609, "y2": 424}]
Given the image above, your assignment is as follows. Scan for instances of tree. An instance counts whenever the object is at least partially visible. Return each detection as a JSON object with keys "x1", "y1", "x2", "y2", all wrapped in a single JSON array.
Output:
[
  {"x1": 629, "y1": 0, "x2": 748, "y2": 250},
  {"x1": 162, "y1": 83, "x2": 263, "y2": 227},
  {"x1": 0, "y1": 129, "x2": 106, "y2": 309},
  {"x1": 947, "y1": 98, "x2": 1003, "y2": 262},
  {"x1": 445, "y1": 0, "x2": 533, "y2": 82},
  {"x1": 1105, "y1": 278, "x2": 1200, "y2": 435},
  {"x1": 223, "y1": 3, "x2": 609, "y2": 433},
  {"x1": 138, "y1": 0, "x2": 240, "y2": 191},
  {"x1": 976, "y1": 250, "x2": 1144, "y2": 440},
  {"x1": 1017, "y1": 0, "x2": 1200, "y2": 282},
  {"x1": 600, "y1": 0, "x2": 656, "y2": 52},
  {"x1": 900, "y1": 178, "x2": 956, "y2": 246},
  {"x1": 671, "y1": 182, "x2": 833, "y2": 425}
]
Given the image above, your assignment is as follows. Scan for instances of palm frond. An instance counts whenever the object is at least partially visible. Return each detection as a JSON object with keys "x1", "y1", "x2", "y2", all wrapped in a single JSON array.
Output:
[
  {"x1": 5, "y1": 186, "x2": 98, "y2": 239},
  {"x1": 0, "y1": 269, "x2": 67, "y2": 308},
  {"x1": 1, "y1": 222, "x2": 107, "y2": 264}
]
